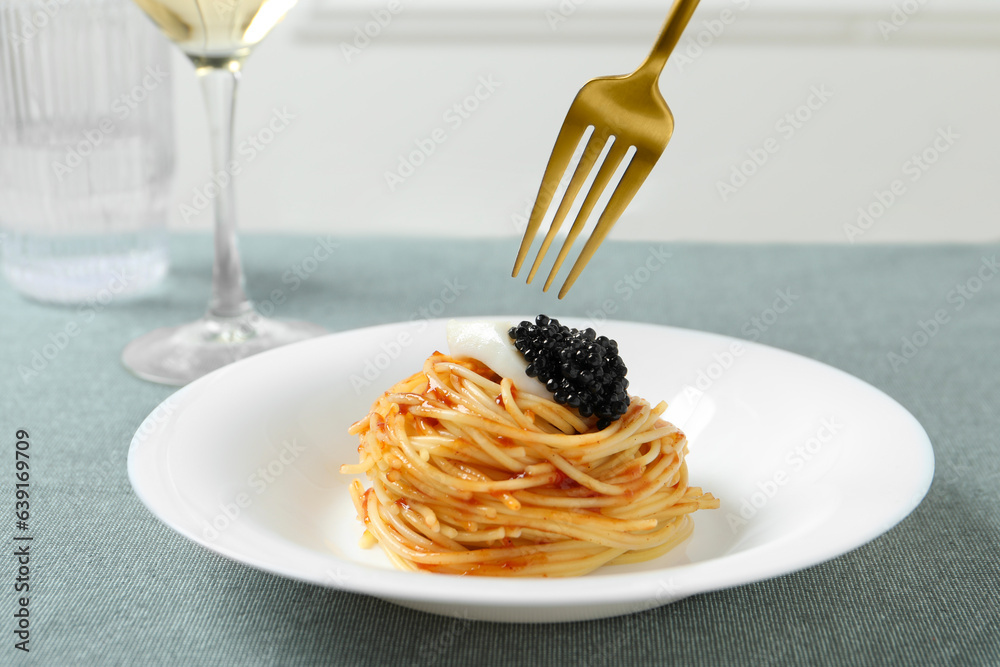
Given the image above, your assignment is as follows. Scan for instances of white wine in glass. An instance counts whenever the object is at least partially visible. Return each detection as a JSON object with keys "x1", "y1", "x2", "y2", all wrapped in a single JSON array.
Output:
[{"x1": 123, "y1": 0, "x2": 326, "y2": 385}]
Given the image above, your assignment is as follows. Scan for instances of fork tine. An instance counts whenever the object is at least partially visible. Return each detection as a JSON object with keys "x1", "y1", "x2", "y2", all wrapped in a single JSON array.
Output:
[
  {"x1": 542, "y1": 139, "x2": 630, "y2": 292},
  {"x1": 512, "y1": 117, "x2": 589, "y2": 278},
  {"x1": 525, "y1": 129, "x2": 608, "y2": 284},
  {"x1": 557, "y1": 153, "x2": 657, "y2": 298}
]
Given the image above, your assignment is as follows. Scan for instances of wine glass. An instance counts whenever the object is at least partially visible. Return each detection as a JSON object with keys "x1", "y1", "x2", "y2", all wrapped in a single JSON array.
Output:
[{"x1": 122, "y1": 0, "x2": 326, "y2": 385}]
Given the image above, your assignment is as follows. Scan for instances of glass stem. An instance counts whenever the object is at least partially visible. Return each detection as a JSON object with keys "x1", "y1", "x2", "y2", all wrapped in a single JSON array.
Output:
[{"x1": 197, "y1": 65, "x2": 252, "y2": 320}]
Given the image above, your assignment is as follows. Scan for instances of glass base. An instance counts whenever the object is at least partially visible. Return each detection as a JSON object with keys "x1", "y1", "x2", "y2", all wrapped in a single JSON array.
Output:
[
  {"x1": 2, "y1": 233, "x2": 169, "y2": 304},
  {"x1": 122, "y1": 313, "x2": 327, "y2": 386}
]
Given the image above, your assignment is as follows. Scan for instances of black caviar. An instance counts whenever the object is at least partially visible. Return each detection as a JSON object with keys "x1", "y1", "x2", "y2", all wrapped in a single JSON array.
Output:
[{"x1": 509, "y1": 315, "x2": 629, "y2": 429}]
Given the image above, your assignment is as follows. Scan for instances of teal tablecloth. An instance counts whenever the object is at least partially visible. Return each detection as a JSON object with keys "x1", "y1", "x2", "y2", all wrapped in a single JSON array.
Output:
[{"x1": 1, "y1": 234, "x2": 998, "y2": 666}]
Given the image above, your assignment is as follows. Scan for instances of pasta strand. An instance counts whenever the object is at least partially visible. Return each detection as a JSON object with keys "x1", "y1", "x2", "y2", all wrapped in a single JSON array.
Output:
[{"x1": 340, "y1": 353, "x2": 718, "y2": 577}]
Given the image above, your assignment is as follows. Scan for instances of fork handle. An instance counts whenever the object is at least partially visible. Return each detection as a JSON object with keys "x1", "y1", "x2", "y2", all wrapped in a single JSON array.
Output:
[{"x1": 638, "y1": 0, "x2": 702, "y2": 79}]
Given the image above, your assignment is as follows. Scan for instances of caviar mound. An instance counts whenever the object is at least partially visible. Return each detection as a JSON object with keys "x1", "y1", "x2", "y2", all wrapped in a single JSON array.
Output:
[{"x1": 508, "y1": 315, "x2": 630, "y2": 429}]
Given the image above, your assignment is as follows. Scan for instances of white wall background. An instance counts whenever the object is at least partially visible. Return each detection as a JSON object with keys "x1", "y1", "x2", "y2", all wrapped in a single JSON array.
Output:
[{"x1": 167, "y1": 0, "x2": 1000, "y2": 242}]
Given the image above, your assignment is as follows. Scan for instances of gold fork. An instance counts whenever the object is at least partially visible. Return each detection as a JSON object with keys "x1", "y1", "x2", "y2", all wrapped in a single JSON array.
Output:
[{"x1": 512, "y1": 0, "x2": 701, "y2": 298}]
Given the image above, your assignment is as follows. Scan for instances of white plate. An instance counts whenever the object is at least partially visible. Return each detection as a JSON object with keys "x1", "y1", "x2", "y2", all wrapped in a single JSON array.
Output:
[{"x1": 128, "y1": 317, "x2": 934, "y2": 623}]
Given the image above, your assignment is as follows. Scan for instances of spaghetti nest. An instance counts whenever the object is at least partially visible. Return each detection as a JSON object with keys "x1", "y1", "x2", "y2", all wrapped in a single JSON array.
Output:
[{"x1": 342, "y1": 353, "x2": 719, "y2": 577}]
